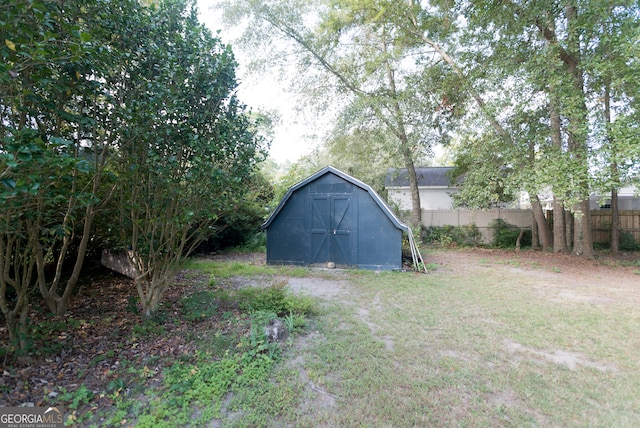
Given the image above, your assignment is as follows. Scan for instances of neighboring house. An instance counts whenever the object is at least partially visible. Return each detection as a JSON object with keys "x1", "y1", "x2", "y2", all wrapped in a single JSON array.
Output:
[
  {"x1": 532, "y1": 186, "x2": 640, "y2": 211},
  {"x1": 385, "y1": 167, "x2": 530, "y2": 243},
  {"x1": 589, "y1": 186, "x2": 640, "y2": 210},
  {"x1": 385, "y1": 167, "x2": 459, "y2": 212},
  {"x1": 386, "y1": 166, "x2": 640, "y2": 246},
  {"x1": 386, "y1": 167, "x2": 640, "y2": 213}
]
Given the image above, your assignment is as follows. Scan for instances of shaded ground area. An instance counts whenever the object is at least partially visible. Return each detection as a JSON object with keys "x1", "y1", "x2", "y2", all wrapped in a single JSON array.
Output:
[{"x1": 0, "y1": 264, "x2": 239, "y2": 410}]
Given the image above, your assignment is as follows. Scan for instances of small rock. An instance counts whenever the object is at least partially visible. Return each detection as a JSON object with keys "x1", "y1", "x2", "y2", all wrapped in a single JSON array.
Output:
[{"x1": 264, "y1": 319, "x2": 288, "y2": 343}]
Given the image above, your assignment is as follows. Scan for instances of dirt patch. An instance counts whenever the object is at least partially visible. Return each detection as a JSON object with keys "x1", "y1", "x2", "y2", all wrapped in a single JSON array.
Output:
[
  {"x1": 285, "y1": 276, "x2": 352, "y2": 299},
  {"x1": 504, "y1": 339, "x2": 618, "y2": 372},
  {"x1": 425, "y1": 247, "x2": 640, "y2": 305}
]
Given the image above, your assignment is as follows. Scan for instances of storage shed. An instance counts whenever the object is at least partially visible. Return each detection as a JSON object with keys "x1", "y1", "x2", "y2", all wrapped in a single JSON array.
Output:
[{"x1": 262, "y1": 166, "x2": 408, "y2": 270}]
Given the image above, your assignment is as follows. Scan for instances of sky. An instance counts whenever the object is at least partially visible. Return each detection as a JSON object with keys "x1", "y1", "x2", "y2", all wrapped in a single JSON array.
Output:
[{"x1": 196, "y1": 0, "x2": 315, "y2": 164}]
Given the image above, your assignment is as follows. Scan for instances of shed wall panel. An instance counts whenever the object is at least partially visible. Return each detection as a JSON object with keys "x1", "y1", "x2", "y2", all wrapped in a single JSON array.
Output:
[
  {"x1": 266, "y1": 191, "x2": 307, "y2": 265},
  {"x1": 355, "y1": 187, "x2": 403, "y2": 269}
]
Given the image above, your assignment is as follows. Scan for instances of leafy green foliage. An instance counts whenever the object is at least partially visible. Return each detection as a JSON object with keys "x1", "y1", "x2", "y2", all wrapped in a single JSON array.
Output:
[
  {"x1": 181, "y1": 291, "x2": 219, "y2": 322},
  {"x1": 237, "y1": 280, "x2": 317, "y2": 317},
  {"x1": 451, "y1": 0, "x2": 640, "y2": 256},
  {"x1": 422, "y1": 224, "x2": 483, "y2": 247},
  {"x1": 59, "y1": 385, "x2": 94, "y2": 410},
  {"x1": 489, "y1": 219, "x2": 531, "y2": 249},
  {"x1": 1, "y1": 0, "x2": 154, "y2": 351},
  {"x1": 1, "y1": 0, "x2": 268, "y2": 355},
  {"x1": 196, "y1": 172, "x2": 274, "y2": 252},
  {"x1": 131, "y1": 320, "x2": 166, "y2": 338},
  {"x1": 619, "y1": 232, "x2": 640, "y2": 252}
]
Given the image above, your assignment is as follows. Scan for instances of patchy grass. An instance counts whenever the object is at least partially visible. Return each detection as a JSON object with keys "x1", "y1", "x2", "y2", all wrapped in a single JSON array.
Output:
[
  {"x1": 282, "y1": 266, "x2": 640, "y2": 426},
  {"x1": 185, "y1": 259, "x2": 311, "y2": 279}
]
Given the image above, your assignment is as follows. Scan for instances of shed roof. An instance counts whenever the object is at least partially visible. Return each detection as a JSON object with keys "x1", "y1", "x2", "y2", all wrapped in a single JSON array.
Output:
[
  {"x1": 262, "y1": 165, "x2": 408, "y2": 231},
  {"x1": 385, "y1": 166, "x2": 457, "y2": 188}
]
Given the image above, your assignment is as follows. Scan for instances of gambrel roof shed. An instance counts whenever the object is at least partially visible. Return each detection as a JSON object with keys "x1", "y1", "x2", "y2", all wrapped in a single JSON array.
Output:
[{"x1": 262, "y1": 166, "x2": 408, "y2": 270}]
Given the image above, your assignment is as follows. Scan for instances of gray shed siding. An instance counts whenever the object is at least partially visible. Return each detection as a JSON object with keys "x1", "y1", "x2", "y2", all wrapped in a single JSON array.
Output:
[{"x1": 263, "y1": 167, "x2": 406, "y2": 270}]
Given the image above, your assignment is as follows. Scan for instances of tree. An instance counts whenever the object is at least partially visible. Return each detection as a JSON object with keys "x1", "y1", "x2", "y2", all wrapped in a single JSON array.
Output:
[
  {"x1": 586, "y1": 4, "x2": 640, "y2": 252},
  {"x1": 443, "y1": 0, "x2": 639, "y2": 257},
  {"x1": 218, "y1": 0, "x2": 462, "y2": 226},
  {"x1": 0, "y1": 0, "x2": 124, "y2": 352},
  {"x1": 109, "y1": 0, "x2": 265, "y2": 317}
]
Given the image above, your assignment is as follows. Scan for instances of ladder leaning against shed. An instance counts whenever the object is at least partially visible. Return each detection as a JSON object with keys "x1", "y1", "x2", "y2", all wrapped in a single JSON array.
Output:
[{"x1": 406, "y1": 227, "x2": 427, "y2": 273}]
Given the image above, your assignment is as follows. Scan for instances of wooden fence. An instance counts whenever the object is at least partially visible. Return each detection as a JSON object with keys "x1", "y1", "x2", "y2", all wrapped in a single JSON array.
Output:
[
  {"x1": 422, "y1": 209, "x2": 640, "y2": 245},
  {"x1": 591, "y1": 210, "x2": 640, "y2": 243}
]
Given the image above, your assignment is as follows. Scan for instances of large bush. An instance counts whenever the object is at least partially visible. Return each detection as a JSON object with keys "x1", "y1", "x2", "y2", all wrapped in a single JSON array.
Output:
[
  {"x1": 489, "y1": 218, "x2": 531, "y2": 248},
  {"x1": 421, "y1": 224, "x2": 483, "y2": 247},
  {"x1": 196, "y1": 173, "x2": 274, "y2": 252}
]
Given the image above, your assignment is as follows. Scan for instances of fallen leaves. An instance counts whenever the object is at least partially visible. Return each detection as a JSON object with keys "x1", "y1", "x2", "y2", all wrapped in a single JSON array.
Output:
[{"x1": 0, "y1": 264, "x2": 246, "y2": 417}]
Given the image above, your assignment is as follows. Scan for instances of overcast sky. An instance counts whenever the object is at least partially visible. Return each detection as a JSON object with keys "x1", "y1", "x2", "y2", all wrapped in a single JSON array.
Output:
[{"x1": 196, "y1": 0, "x2": 315, "y2": 163}]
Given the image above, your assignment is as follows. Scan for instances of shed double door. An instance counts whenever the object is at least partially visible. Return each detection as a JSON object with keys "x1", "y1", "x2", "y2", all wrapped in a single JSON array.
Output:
[{"x1": 308, "y1": 195, "x2": 354, "y2": 266}]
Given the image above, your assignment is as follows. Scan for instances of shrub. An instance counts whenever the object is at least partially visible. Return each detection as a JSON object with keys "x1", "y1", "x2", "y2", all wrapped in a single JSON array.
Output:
[
  {"x1": 489, "y1": 218, "x2": 531, "y2": 248},
  {"x1": 237, "y1": 280, "x2": 317, "y2": 317},
  {"x1": 421, "y1": 223, "x2": 483, "y2": 247},
  {"x1": 620, "y1": 231, "x2": 640, "y2": 251},
  {"x1": 238, "y1": 280, "x2": 289, "y2": 315}
]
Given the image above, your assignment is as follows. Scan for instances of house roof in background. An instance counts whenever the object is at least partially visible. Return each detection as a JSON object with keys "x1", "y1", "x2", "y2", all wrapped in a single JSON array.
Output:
[{"x1": 385, "y1": 167, "x2": 457, "y2": 188}]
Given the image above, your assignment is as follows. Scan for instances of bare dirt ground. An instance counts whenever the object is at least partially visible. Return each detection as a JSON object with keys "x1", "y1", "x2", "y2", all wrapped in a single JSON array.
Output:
[{"x1": 425, "y1": 248, "x2": 640, "y2": 306}]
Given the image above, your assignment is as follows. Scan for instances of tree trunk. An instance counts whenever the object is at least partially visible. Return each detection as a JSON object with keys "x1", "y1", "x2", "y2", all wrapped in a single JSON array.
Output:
[
  {"x1": 405, "y1": 156, "x2": 422, "y2": 226},
  {"x1": 572, "y1": 200, "x2": 594, "y2": 258},
  {"x1": 0, "y1": 235, "x2": 32, "y2": 354},
  {"x1": 531, "y1": 210, "x2": 540, "y2": 250},
  {"x1": 536, "y1": 2, "x2": 594, "y2": 257},
  {"x1": 553, "y1": 198, "x2": 568, "y2": 252},
  {"x1": 531, "y1": 196, "x2": 552, "y2": 251},
  {"x1": 565, "y1": 210, "x2": 574, "y2": 250},
  {"x1": 515, "y1": 229, "x2": 525, "y2": 250},
  {"x1": 0, "y1": 295, "x2": 29, "y2": 354},
  {"x1": 382, "y1": 47, "x2": 422, "y2": 227},
  {"x1": 604, "y1": 80, "x2": 620, "y2": 253},
  {"x1": 39, "y1": 147, "x2": 105, "y2": 316},
  {"x1": 549, "y1": 89, "x2": 569, "y2": 253},
  {"x1": 611, "y1": 188, "x2": 620, "y2": 252}
]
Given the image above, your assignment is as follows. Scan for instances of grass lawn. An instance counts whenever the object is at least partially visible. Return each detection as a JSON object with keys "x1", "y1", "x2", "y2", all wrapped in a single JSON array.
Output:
[
  {"x1": 18, "y1": 250, "x2": 635, "y2": 426},
  {"x1": 267, "y1": 252, "x2": 640, "y2": 427}
]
